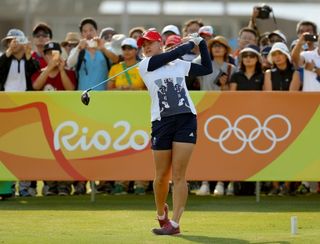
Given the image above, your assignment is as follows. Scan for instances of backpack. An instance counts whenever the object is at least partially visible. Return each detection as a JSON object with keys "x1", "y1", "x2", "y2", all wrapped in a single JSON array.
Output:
[{"x1": 76, "y1": 49, "x2": 111, "y2": 75}]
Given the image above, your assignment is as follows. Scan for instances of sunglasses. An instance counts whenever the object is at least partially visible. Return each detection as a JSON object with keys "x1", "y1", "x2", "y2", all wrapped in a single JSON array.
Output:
[
  {"x1": 242, "y1": 52, "x2": 257, "y2": 58},
  {"x1": 212, "y1": 43, "x2": 225, "y2": 48},
  {"x1": 121, "y1": 45, "x2": 135, "y2": 51},
  {"x1": 34, "y1": 33, "x2": 50, "y2": 38},
  {"x1": 66, "y1": 43, "x2": 78, "y2": 48}
]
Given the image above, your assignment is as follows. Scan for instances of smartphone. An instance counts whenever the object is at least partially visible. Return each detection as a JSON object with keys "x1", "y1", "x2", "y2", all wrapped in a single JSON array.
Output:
[
  {"x1": 52, "y1": 50, "x2": 60, "y2": 60},
  {"x1": 87, "y1": 39, "x2": 97, "y2": 48},
  {"x1": 215, "y1": 70, "x2": 227, "y2": 86},
  {"x1": 304, "y1": 34, "x2": 318, "y2": 42}
]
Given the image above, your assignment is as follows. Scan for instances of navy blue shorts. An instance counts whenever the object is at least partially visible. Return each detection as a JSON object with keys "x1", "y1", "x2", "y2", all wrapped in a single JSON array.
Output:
[{"x1": 151, "y1": 113, "x2": 197, "y2": 150}]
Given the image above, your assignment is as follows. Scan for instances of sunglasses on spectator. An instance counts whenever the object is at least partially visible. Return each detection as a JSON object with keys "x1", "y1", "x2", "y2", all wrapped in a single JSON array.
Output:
[
  {"x1": 121, "y1": 45, "x2": 135, "y2": 51},
  {"x1": 242, "y1": 52, "x2": 257, "y2": 58},
  {"x1": 212, "y1": 43, "x2": 225, "y2": 48},
  {"x1": 66, "y1": 43, "x2": 78, "y2": 48},
  {"x1": 34, "y1": 33, "x2": 50, "y2": 38}
]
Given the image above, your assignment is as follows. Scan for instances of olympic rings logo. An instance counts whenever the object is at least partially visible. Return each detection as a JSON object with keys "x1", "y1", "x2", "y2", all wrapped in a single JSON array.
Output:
[{"x1": 204, "y1": 114, "x2": 291, "y2": 155}]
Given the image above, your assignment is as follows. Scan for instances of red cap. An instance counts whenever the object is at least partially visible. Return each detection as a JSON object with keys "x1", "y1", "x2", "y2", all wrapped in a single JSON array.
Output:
[
  {"x1": 165, "y1": 35, "x2": 182, "y2": 47},
  {"x1": 137, "y1": 30, "x2": 162, "y2": 48}
]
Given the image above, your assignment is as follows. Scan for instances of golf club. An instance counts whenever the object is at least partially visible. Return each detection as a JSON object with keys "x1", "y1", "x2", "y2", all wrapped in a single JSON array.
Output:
[{"x1": 80, "y1": 62, "x2": 140, "y2": 105}]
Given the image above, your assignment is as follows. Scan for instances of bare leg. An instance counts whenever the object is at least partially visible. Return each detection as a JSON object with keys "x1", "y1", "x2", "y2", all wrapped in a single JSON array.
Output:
[
  {"x1": 153, "y1": 150, "x2": 172, "y2": 216},
  {"x1": 171, "y1": 142, "x2": 195, "y2": 223}
]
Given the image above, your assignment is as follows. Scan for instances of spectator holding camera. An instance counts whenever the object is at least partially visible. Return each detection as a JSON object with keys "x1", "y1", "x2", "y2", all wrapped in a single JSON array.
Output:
[
  {"x1": 32, "y1": 42, "x2": 76, "y2": 91},
  {"x1": 0, "y1": 29, "x2": 38, "y2": 91},
  {"x1": 291, "y1": 21, "x2": 318, "y2": 52},
  {"x1": 67, "y1": 17, "x2": 119, "y2": 91},
  {"x1": 195, "y1": 35, "x2": 235, "y2": 91},
  {"x1": 248, "y1": 4, "x2": 273, "y2": 41},
  {"x1": 292, "y1": 32, "x2": 320, "y2": 91}
]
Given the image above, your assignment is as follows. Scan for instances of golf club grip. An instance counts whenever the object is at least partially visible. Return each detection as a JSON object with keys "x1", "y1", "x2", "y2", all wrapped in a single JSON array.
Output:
[{"x1": 87, "y1": 62, "x2": 140, "y2": 91}]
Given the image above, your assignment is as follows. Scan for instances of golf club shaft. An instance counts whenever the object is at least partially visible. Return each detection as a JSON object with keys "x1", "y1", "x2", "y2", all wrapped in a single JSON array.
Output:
[{"x1": 86, "y1": 62, "x2": 140, "y2": 92}]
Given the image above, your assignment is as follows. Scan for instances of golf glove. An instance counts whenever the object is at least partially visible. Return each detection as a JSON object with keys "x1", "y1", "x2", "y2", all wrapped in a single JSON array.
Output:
[{"x1": 188, "y1": 33, "x2": 203, "y2": 45}]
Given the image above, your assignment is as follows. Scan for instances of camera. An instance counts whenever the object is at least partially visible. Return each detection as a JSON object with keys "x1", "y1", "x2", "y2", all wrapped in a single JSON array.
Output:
[
  {"x1": 214, "y1": 70, "x2": 227, "y2": 86},
  {"x1": 256, "y1": 4, "x2": 272, "y2": 19},
  {"x1": 52, "y1": 50, "x2": 60, "y2": 60},
  {"x1": 304, "y1": 34, "x2": 318, "y2": 42},
  {"x1": 87, "y1": 39, "x2": 97, "y2": 48}
]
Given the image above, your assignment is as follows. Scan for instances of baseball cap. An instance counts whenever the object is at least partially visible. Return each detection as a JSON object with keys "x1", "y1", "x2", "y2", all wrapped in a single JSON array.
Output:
[
  {"x1": 61, "y1": 32, "x2": 80, "y2": 47},
  {"x1": 239, "y1": 44, "x2": 262, "y2": 62},
  {"x1": 161, "y1": 25, "x2": 180, "y2": 36},
  {"x1": 267, "y1": 42, "x2": 291, "y2": 64},
  {"x1": 121, "y1": 37, "x2": 138, "y2": 49},
  {"x1": 198, "y1": 26, "x2": 214, "y2": 37},
  {"x1": 79, "y1": 17, "x2": 98, "y2": 32},
  {"x1": 32, "y1": 23, "x2": 53, "y2": 39},
  {"x1": 43, "y1": 41, "x2": 62, "y2": 54},
  {"x1": 1, "y1": 28, "x2": 28, "y2": 45},
  {"x1": 165, "y1": 34, "x2": 182, "y2": 47},
  {"x1": 261, "y1": 46, "x2": 272, "y2": 56},
  {"x1": 137, "y1": 30, "x2": 162, "y2": 48}
]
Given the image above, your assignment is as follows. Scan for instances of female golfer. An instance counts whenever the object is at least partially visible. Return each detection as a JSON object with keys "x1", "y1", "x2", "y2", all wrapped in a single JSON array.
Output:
[{"x1": 137, "y1": 29, "x2": 212, "y2": 235}]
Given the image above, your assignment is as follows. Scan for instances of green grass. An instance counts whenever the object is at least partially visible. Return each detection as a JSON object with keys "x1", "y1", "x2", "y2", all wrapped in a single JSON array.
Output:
[{"x1": 0, "y1": 194, "x2": 320, "y2": 243}]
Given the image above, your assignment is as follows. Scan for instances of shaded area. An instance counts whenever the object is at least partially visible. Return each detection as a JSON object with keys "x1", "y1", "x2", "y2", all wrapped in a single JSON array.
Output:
[
  {"x1": 177, "y1": 235, "x2": 290, "y2": 244},
  {"x1": 0, "y1": 194, "x2": 319, "y2": 212}
]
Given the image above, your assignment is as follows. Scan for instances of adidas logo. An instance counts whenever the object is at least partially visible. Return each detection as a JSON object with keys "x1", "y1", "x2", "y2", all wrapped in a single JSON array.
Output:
[{"x1": 189, "y1": 132, "x2": 194, "y2": 137}]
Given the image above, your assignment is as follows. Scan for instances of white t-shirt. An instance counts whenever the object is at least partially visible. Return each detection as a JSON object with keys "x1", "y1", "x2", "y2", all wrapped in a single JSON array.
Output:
[
  {"x1": 139, "y1": 57, "x2": 196, "y2": 121},
  {"x1": 4, "y1": 59, "x2": 27, "y2": 91},
  {"x1": 301, "y1": 48, "x2": 320, "y2": 91}
]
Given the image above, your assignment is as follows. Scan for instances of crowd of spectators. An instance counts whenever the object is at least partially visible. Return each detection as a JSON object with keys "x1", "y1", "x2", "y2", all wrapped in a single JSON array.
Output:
[{"x1": 1, "y1": 4, "x2": 320, "y2": 199}]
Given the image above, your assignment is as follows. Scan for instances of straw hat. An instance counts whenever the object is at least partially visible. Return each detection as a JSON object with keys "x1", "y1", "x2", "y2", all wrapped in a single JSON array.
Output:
[
  {"x1": 61, "y1": 32, "x2": 80, "y2": 47},
  {"x1": 208, "y1": 35, "x2": 231, "y2": 54}
]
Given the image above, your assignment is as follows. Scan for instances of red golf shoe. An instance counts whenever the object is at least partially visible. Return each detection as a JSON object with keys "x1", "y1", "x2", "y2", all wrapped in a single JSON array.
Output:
[
  {"x1": 152, "y1": 221, "x2": 180, "y2": 235},
  {"x1": 157, "y1": 203, "x2": 169, "y2": 227}
]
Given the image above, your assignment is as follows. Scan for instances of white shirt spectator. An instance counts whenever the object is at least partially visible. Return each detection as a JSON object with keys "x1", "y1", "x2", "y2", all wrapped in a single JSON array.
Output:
[
  {"x1": 301, "y1": 48, "x2": 320, "y2": 91},
  {"x1": 4, "y1": 59, "x2": 27, "y2": 91}
]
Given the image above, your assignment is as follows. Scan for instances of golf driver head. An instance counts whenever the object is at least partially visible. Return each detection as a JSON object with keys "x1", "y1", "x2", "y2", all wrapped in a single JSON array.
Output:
[{"x1": 81, "y1": 91, "x2": 90, "y2": 106}]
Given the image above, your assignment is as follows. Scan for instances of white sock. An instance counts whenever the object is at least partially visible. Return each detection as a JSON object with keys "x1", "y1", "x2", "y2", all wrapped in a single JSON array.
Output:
[
  {"x1": 157, "y1": 212, "x2": 166, "y2": 220},
  {"x1": 170, "y1": 220, "x2": 179, "y2": 228}
]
